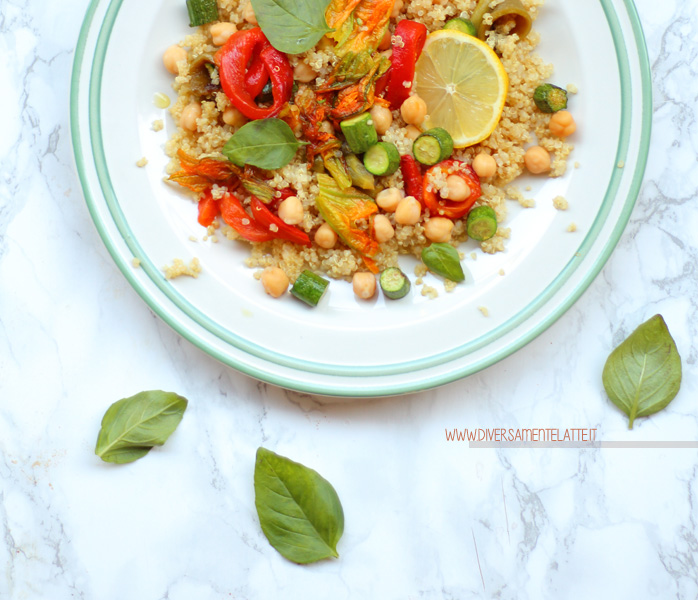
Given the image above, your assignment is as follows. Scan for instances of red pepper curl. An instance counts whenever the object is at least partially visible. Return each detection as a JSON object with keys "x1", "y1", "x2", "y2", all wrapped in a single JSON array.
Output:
[
  {"x1": 215, "y1": 28, "x2": 293, "y2": 120},
  {"x1": 218, "y1": 192, "x2": 311, "y2": 246}
]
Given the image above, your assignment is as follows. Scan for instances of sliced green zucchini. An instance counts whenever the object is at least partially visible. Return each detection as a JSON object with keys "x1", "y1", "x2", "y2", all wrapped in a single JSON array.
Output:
[
  {"x1": 443, "y1": 17, "x2": 477, "y2": 36},
  {"x1": 533, "y1": 84, "x2": 568, "y2": 113},
  {"x1": 379, "y1": 267, "x2": 411, "y2": 299},
  {"x1": 413, "y1": 128, "x2": 454, "y2": 166},
  {"x1": 345, "y1": 153, "x2": 376, "y2": 190},
  {"x1": 470, "y1": 0, "x2": 532, "y2": 40},
  {"x1": 466, "y1": 205, "x2": 498, "y2": 241},
  {"x1": 186, "y1": 0, "x2": 219, "y2": 26},
  {"x1": 363, "y1": 142, "x2": 400, "y2": 176},
  {"x1": 340, "y1": 112, "x2": 378, "y2": 154},
  {"x1": 291, "y1": 270, "x2": 330, "y2": 307}
]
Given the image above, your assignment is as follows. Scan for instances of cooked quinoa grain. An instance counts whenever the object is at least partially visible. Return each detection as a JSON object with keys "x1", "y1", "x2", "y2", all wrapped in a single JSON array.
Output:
[
  {"x1": 553, "y1": 195, "x2": 568, "y2": 210},
  {"x1": 163, "y1": 257, "x2": 202, "y2": 279}
]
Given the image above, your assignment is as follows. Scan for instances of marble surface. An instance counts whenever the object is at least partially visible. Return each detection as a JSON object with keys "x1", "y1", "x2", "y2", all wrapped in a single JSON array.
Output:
[{"x1": 1, "y1": 0, "x2": 697, "y2": 598}]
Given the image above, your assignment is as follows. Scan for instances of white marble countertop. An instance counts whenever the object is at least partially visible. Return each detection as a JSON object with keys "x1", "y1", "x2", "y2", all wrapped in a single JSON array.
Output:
[{"x1": 1, "y1": 0, "x2": 697, "y2": 598}]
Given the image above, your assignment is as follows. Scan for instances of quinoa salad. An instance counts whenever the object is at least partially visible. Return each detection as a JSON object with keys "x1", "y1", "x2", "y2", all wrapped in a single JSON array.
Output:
[{"x1": 160, "y1": 0, "x2": 576, "y2": 305}]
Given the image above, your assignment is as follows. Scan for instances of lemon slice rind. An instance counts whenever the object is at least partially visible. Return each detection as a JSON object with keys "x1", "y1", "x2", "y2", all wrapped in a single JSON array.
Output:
[{"x1": 414, "y1": 30, "x2": 509, "y2": 148}]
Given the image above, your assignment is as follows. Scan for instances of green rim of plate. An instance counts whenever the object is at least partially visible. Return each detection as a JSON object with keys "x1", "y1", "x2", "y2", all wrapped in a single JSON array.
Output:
[{"x1": 70, "y1": 0, "x2": 652, "y2": 396}]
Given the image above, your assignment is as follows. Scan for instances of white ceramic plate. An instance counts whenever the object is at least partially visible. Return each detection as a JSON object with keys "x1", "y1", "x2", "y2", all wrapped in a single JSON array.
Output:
[{"x1": 71, "y1": 0, "x2": 651, "y2": 396}]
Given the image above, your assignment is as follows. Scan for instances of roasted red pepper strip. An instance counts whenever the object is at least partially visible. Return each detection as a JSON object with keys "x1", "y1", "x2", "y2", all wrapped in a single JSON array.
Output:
[
  {"x1": 384, "y1": 20, "x2": 427, "y2": 110},
  {"x1": 245, "y1": 56, "x2": 270, "y2": 99},
  {"x1": 219, "y1": 193, "x2": 277, "y2": 242},
  {"x1": 250, "y1": 198, "x2": 312, "y2": 247},
  {"x1": 215, "y1": 28, "x2": 292, "y2": 120},
  {"x1": 423, "y1": 160, "x2": 482, "y2": 220},
  {"x1": 198, "y1": 191, "x2": 221, "y2": 227},
  {"x1": 400, "y1": 154, "x2": 424, "y2": 205}
]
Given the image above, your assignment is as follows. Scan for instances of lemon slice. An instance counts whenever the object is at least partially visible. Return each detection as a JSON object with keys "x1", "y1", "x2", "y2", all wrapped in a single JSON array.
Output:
[{"x1": 414, "y1": 30, "x2": 509, "y2": 148}]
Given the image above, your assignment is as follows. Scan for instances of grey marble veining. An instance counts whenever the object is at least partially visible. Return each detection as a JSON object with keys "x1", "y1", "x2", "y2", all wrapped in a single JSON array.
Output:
[{"x1": 1, "y1": 0, "x2": 698, "y2": 598}]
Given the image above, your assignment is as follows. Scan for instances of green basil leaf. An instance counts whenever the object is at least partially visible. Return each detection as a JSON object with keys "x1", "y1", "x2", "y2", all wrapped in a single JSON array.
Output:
[
  {"x1": 421, "y1": 243, "x2": 465, "y2": 282},
  {"x1": 95, "y1": 391, "x2": 188, "y2": 464},
  {"x1": 251, "y1": 0, "x2": 333, "y2": 54},
  {"x1": 222, "y1": 119, "x2": 303, "y2": 170},
  {"x1": 602, "y1": 315, "x2": 682, "y2": 430},
  {"x1": 254, "y1": 447, "x2": 344, "y2": 564}
]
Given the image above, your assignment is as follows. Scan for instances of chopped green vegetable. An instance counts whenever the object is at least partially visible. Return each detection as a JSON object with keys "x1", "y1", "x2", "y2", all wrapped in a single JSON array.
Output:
[
  {"x1": 311, "y1": 155, "x2": 326, "y2": 173},
  {"x1": 291, "y1": 270, "x2": 330, "y2": 307},
  {"x1": 240, "y1": 178, "x2": 276, "y2": 203},
  {"x1": 421, "y1": 243, "x2": 465, "y2": 282},
  {"x1": 340, "y1": 112, "x2": 378, "y2": 154},
  {"x1": 323, "y1": 155, "x2": 353, "y2": 189},
  {"x1": 379, "y1": 267, "x2": 411, "y2": 299},
  {"x1": 363, "y1": 142, "x2": 400, "y2": 176},
  {"x1": 186, "y1": 0, "x2": 219, "y2": 26},
  {"x1": 443, "y1": 17, "x2": 477, "y2": 36},
  {"x1": 470, "y1": 0, "x2": 532, "y2": 40},
  {"x1": 345, "y1": 153, "x2": 375, "y2": 190},
  {"x1": 466, "y1": 206, "x2": 498, "y2": 241},
  {"x1": 413, "y1": 128, "x2": 454, "y2": 166},
  {"x1": 533, "y1": 83, "x2": 568, "y2": 113}
]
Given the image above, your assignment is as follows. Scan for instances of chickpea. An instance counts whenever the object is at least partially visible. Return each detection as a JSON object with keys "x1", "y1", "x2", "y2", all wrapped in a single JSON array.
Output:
[
  {"x1": 370, "y1": 104, "x2": 393, "y2": 135},
  {"x1": 391, "y1": 0, "x2": 404, "y2": 18},
  {"x1": 314, "y1": 223, "x2": 337, "y2": 249},
  {"x1": 293, "y1": 62, "x2": 317, "y2": 83},
  {"x1": 261, "y1": 267, "x2": 289, "y2": 298},
  {"x1": 395, "y1": 196, "x2": 421, "y2": 225},
  {"x1": 400, "y1": 95, "x2": 427, "y2": 127},
  {"x1": 472, "y1": 152, "x2": 497, "y2": 179},
  {"x1": 180, "y1": 102, "x2": 202, "y2": 131},
  {"x1": 210, "y1": 22, "x2": 237, "y2": 46},
  {"x1": 424, "y1": 217, "x2": 454, "y2": 243},
  {"x1": 243, "y1": 1, "x2": 258, "y2": 24},
  {"x1": 163, "y1": 45, "x2": 187, "y2": 75},
  {"x1": 444, "y1": 175, "x2": 471, "y2": 201},
  {"x1": 549, "y1": 110, "x2": 577, "y2": 137},
  {"x1": 378, "y1": 28, "x2": 392, "y2": 51},
  {"x1": 223, "y1": 106, "x2": 248, "y2": 128},
  {"x1": 404, "y1": 125, "x2": 422, "y2": 141},
  {"x1": 376, "y1": 187, "x2": 404, "y2": 212},
  {"x1": 278, "y1": 196, "x2": 304, "y2": 225},
  {"x1": 352, "y1": 272, "x2": 377, "y2": 300},
  {"x1": 524, "y1": 145, "x2": 551, "y2": 174},
  {"x1": 373, "y1": 214, "x2": 395, "y2": 243}
]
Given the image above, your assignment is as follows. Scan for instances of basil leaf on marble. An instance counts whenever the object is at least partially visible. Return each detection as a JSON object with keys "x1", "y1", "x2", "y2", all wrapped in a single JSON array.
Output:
[
  {"x1": 254, "y1": 447, "x2": 344, "y2": 564},
  {"x1": 602, "y1": 315, "x2": 681, "y2": 430},
  {"x1": 421, "y1": 243, "x2": 465, "y2": 282},
  {"x1": 250, "y1": 0, "x2": 332, "y2": 54},
  {"x1": 222, "y1": 119, "x2": 303, "y2": 170},
  {"x1": 95, "y1": 391, "x2": 188, "y2": 463}
]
